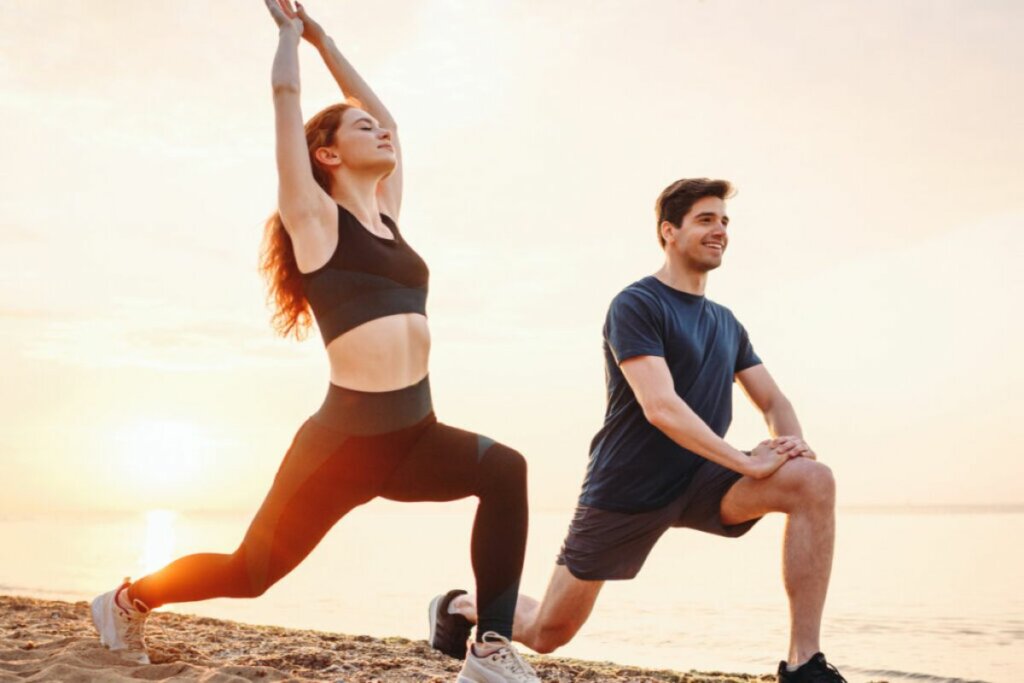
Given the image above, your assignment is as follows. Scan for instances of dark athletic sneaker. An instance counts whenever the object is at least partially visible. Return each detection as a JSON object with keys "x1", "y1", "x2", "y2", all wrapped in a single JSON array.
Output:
[
  {"x1": 778, "y1": 652, "x2": 848, "y2": 683},
  {"x1": 428, "y1": 589, "x2": 472, "y2": 659}
]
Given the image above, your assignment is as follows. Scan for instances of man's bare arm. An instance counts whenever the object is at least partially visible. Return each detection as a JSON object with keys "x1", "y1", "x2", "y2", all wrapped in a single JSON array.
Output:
[
  {"x1": 736, "y1": 364, "x2": 816, "y2": 459},
  {"x1": 620, "y1": 356, "x2": 792, "y2": 479}
]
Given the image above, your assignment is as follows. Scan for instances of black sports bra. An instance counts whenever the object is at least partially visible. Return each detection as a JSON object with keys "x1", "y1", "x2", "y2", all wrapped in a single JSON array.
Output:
[{"x1": 300, "y1": 204, "x2": 429, "y2": 346}]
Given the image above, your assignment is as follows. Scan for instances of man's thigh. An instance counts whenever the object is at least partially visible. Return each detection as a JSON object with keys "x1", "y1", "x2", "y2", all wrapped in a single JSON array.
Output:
[{"x1": 720, "y1": 457, "x2": 829, "y2": 524}]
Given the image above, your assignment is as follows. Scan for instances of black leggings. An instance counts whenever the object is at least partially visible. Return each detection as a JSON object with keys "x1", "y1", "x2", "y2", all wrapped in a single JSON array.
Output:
[{"x1": 129, "y1": 376, "x2": 527, "y2": 639}]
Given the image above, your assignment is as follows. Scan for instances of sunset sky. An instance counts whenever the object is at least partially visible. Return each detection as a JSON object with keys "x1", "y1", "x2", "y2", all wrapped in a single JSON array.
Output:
[{"x1": 1, "y1": 0, "x2": 1021, "y2": 514}]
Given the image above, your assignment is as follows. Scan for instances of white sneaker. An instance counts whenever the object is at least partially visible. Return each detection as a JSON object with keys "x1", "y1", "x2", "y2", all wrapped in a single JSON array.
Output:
[
  {"x1": 90, "y1": 577, "x2": 151, "y2": 664},
  {"x1": 456, "y1": 631, "x2": 540, "y2": 682}
]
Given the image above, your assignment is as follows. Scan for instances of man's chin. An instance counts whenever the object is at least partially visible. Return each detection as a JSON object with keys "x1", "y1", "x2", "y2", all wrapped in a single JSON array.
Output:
[{"x1": 698, "y1": 258, "x2": 723, "y2": 273}]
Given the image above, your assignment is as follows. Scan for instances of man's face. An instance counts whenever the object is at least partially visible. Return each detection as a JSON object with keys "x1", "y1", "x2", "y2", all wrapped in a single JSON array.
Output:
[{"x1": 662, "y1": 195, "x2": 729, "y2": 272}]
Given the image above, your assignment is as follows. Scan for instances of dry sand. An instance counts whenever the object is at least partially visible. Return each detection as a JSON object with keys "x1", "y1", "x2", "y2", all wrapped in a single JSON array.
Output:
[{"x1": 1, "y1": 594, "x2": 831, "y2": 682}]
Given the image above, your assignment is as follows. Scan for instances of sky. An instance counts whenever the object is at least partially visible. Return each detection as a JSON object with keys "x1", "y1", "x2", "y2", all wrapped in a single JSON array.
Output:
[{"x1": 0, "y1": 0, "x2": 1022, "y2": 514}]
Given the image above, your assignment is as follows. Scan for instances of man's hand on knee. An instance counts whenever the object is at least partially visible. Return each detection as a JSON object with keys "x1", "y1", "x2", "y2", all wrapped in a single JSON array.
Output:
[
  {"x1": 745, "y1": 440, "x2": 793, "y2": 479},
  {"x1": 771, "y1": 435, "x2": 816, "y2": 460}
]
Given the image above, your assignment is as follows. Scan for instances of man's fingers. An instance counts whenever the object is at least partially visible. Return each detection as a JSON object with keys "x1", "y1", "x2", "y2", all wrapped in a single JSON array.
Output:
[{"x1": 789, "y1": 447, "x2": 816, "y2": 460}]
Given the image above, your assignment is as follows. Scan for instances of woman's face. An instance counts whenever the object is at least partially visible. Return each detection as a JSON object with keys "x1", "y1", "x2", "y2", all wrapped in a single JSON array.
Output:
[{"x1": 327, "y1": 108, "x2": 396, "y2": 174}]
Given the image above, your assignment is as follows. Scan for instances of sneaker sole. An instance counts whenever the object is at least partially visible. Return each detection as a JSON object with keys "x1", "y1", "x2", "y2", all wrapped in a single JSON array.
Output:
[
  {"x1": 427, "y1": 594, "x2": 443, "y2": 648},
  {"x1": 428, "y1": 590, "x2": 472, "y2": 660},
  {"x1": 90, "y1": 593, "x2": 112, "y2": 648}
]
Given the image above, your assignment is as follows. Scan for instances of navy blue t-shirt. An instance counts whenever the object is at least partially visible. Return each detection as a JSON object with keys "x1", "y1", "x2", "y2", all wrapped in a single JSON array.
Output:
[{"x1": 580, "y1": 276, "x2": 762, "y2": 513}]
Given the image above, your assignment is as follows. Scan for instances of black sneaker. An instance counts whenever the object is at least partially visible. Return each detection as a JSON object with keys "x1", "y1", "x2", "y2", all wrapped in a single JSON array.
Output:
[
  {"x1": 777, "y1": 652, "x2": 848, "y2": 682},
  {"x1": 428, "y1": 589, "x2": 472, "y2": 659}
]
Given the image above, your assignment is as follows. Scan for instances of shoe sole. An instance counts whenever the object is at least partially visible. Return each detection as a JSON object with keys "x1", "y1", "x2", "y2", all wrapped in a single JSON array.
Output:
[
  {"x1": 427, "y1": 594, "x2": 443, "y2": 648},
  {"x1": 90, "y1": 593, "x2": 112, "y2": 648}
]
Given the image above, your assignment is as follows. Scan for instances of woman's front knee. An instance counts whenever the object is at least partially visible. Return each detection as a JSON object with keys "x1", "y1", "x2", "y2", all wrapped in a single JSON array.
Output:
[{"x1": 479, "y1": 443, "x2": 528, "y2": 488}]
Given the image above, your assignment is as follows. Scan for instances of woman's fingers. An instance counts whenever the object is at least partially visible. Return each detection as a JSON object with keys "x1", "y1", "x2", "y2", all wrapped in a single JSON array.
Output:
[
  {"x1": 293, "y1": 1, "x2": 326, "y2": 42},
  {"x1": 263, "y1": 0, "x2": 286, "y2": 23},
  {"x1": 277, "y1": 0, "x2": 298, "y2": 18},
  {"x1": 263, "y1": 0, "x2": 302, "y2": 32}
]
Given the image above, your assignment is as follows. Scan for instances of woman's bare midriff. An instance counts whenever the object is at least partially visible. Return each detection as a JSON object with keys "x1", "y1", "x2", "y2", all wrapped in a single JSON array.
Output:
[{"x1": 325, "y1": 313, "x2": 431, "y2": 392}]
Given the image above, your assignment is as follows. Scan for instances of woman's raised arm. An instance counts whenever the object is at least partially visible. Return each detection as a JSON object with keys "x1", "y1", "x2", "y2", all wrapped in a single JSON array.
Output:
[
  {"x1": 263, "y1": 0, "x2": 334, "y2": 234},
  {"x1": 294, "y1": 2, "x2": 404, "y2": 219}
]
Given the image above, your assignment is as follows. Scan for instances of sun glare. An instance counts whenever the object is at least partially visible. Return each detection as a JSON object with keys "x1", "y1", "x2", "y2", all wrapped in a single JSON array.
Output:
[
  {"x1": 139, "y1": 508, "x2": 178, "y2": 575},
  {"x1": 113, "y1": 419, "x2": 209, "y2": 498}
]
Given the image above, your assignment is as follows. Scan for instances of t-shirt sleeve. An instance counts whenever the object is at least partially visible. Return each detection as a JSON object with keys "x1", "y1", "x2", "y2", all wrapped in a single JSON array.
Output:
[
  {"x1": 735, "y1": 322, "x2": 762, "y2": 373},
  {"x1": 605, "y1": 289, "x2": 665, "y2": 364}
]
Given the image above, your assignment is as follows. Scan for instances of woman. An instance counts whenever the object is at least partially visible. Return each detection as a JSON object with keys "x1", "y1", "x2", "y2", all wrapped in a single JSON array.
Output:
[{"x1": 90, "y1": 2, "x2": 537, "y2": 681}]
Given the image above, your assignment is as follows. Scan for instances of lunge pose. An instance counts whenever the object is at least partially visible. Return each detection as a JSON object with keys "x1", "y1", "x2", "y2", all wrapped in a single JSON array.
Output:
[
  {"x1": 91, "y1": 2, "x2": 537, "y2": 681},
  {"x1": 430, "y1": 179, "x2": 846, "y2": 682}
]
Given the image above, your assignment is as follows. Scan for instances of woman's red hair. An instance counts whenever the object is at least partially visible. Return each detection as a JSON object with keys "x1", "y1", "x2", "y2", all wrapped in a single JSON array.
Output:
[{"x1": 258, "y1": 101, "x2": 359, "y2": 340}]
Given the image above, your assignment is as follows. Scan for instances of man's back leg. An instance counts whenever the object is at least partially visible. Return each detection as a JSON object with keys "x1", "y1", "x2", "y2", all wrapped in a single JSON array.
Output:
[{"x1": 444, "y1": 564, "x2": 604, "y2": 654}]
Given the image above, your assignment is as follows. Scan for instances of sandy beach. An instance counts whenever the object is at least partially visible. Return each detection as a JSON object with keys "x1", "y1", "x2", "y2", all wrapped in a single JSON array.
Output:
[{"x1": 0, "y1": 594, "x2": 800, "y2": 682}]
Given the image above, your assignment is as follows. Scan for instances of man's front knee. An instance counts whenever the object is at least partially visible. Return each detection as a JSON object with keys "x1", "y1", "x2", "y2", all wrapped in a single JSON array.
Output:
[{"x1": 787, "y1": 459, "x2": 836, "y2": 509}]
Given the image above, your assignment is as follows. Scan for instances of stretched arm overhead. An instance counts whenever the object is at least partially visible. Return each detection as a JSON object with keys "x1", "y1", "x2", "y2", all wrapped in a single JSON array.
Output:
[
  {"x1": 294, "y1": 2, "x2": 404, "y2": 219},
  {"x1": 263, "y1": 0, "x2": 335, "y2": 235},
  {"x1": 620, "y1": 355, "x2": 794, "y2": 479}
]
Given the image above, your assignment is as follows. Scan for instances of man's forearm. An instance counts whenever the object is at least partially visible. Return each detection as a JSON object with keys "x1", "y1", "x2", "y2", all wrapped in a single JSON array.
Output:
[
  {"x1": 764, "y1": 398, "x2": 802, "y2": 439},
  {"x1": 647, "y1": 396, "x2": 753, "y2": 476}
]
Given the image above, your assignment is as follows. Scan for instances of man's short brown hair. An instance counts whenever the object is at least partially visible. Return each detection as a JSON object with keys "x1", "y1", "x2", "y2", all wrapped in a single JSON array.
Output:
[{"x1": 655, "y1": 178, "x2": 735, "y2": 247}]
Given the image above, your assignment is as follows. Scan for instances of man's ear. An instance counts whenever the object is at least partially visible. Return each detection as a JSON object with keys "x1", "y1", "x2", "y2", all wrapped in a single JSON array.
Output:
[{"x1": 660, "y1": 220, "x2": 678, "y2": 245}]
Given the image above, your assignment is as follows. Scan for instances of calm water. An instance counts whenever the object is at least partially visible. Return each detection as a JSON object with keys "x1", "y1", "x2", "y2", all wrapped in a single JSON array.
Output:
[{"x1": 1, "y1": 505, "x2": 1020, "y2": 683}]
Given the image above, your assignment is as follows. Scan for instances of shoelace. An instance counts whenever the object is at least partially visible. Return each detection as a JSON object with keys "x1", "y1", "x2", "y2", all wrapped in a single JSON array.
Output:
[
  {"x1": 502, "y1": 646, "x2": 537, "y2": 679},
  {"x1": 806, "y1": 658, "x2": 847, "y2": 683},
  {"x1": 115, "y1": 593, "x2": 149, "y2": 648},
  {"x1": 479, "y1": 632, "x2": 537, "y2": 681},
  {"x1": 122, "y1": 611, "x2": 146, "y2": 647}
]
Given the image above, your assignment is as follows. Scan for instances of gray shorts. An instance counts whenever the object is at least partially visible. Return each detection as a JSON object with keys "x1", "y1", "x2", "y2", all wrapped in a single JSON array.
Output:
[{"x1": 556, "y1": 459, "x2": 760, "y2": 581}]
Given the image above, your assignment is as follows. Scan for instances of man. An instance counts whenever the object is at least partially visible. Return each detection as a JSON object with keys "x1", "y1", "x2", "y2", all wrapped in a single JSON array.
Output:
[{"x1": 428, "y1": 178, "x2": 846, "y2": 682}]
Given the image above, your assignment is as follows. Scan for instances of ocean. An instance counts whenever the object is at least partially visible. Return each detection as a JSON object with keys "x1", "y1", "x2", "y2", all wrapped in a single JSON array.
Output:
[{"x1": 0, "y1": 504, "x2": 1019, "y2": 683}]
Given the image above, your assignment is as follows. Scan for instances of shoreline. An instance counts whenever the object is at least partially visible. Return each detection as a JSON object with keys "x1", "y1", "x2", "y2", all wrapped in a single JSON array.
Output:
[{"x1": 0, "y1": 594, "x2": 787, "y2": 682}]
